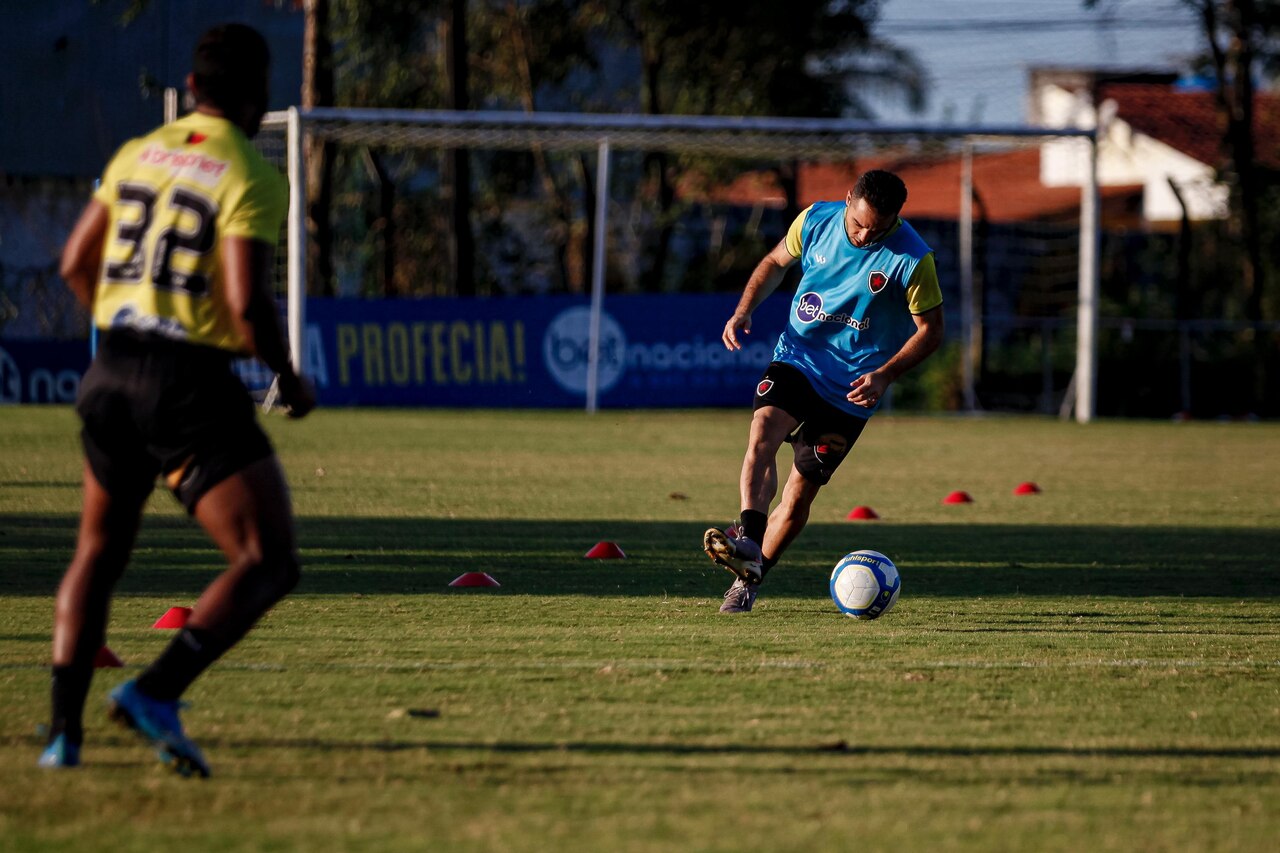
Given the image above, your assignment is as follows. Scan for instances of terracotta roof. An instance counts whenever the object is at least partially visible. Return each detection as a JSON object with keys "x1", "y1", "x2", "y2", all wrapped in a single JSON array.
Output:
[
  {"x1": 686, "y1": 148, "x2": 1141, "y2": 224},
  {"x1": 1097, "y1": 82, "x2": 1280, "y2": 169}
]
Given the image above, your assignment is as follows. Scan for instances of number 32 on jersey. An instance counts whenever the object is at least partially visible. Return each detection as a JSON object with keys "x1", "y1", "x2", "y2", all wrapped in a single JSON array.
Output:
[{"x1": 104, "y1": 181, "x2": 218, "y2": 297}]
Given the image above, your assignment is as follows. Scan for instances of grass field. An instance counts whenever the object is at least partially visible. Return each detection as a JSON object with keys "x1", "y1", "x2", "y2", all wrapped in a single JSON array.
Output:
[{"x1": 2, "y1": 406, "x2": 1279, "y2": 852}]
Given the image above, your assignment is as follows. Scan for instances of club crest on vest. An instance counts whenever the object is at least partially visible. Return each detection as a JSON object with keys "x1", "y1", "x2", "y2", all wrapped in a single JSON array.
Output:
[{"x1": 868, "y1": 270, "x2": 889, "y2": 293}]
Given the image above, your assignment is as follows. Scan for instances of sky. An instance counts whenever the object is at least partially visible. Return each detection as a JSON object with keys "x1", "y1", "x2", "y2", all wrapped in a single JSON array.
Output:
[{"x1": 866, "y1": 0, "x2": 1205, "y2": 126}]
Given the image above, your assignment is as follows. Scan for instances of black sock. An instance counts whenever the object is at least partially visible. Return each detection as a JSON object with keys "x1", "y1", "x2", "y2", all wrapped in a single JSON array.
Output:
[
  {"x1": 50, "y1": 662, "x2": 94, "y2": 745},
  {"x1": 739, "y1": 509, "x2": 768, "y2": 545},
  {"x1": 135, "y1": 628, "x2": 228, "y2": 701},
  {"x1": 761, "y1": 555, "x2": 779, "y2": 578}
]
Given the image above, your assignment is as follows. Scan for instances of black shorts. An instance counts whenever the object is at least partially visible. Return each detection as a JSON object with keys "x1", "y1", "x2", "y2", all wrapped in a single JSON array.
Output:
[
  {"x1": 753, "y1": 362, "x2": 868, "y2": 485},
  {"x1": 75, "y1": 330, "x2": 274, "y2": 514}
]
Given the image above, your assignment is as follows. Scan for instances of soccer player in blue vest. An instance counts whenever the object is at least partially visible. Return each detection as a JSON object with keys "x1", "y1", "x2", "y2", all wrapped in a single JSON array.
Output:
[{"x1": 703, "y1": 170, "x2": 944, "y2": 613}]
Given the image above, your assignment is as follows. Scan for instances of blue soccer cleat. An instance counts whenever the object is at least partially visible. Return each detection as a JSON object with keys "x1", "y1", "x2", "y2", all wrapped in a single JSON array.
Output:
[
  {"x1": 108, "y1": 680, "x2": 210, "y2": 778},
  {"x1": 37, "y1": 733, "x2": 81, "y2": 769}
]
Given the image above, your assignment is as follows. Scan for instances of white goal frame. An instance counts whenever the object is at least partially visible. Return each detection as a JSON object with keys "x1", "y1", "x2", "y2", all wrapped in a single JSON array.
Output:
[{"x1": 261, "y1": 108, "x2": 1100, "y2": 421}]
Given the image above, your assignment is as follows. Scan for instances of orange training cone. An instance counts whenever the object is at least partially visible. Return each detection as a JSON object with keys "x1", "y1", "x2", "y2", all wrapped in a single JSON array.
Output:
[
  {"x1": 847, "y1": 506, "x2": 880, "y2": 520},
  {"x1": 94, "y1": 646, "x2": 124, "y2": 668},
  {"x1": 448, "y1": 572, "x2": 501, "y2": 587},
  {"x1": 585, "y1": 541, "x2": 626, "y2": 559},
  {"x1": 152, "y1": 606, "x2": 192, "y2": 629},
  {"x1": 942, "y1": 490, "x2": 974, "y2": 505},
  {"x1": 1013, "y1": 481, "x2": 1042, "y2": 495}
]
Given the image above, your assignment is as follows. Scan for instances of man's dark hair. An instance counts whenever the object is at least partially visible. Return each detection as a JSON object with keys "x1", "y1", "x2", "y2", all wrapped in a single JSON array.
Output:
[
  {"x1": 191, "y1": 24, "x2": 270, "y2": 112},
  {"x1": 851, "y1": 170, "x2": 908, "y2": 217}
]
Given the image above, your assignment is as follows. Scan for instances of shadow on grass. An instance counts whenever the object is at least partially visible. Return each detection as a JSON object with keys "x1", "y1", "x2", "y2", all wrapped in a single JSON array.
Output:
[
  {"x1": 15, "y1": 731, "x2": 1280, "y2": 763},
  {"x1": 246, "y1": 738, "x2": 1280, "y2": 762},
  {"x1": 3, "y1": 514, "x2": 1279, "y2": 599}
]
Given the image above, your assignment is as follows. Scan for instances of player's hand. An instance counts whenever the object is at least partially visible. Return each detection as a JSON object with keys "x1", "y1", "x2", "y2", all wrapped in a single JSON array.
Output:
[
  {"x1": 722, "y1": 312, "x2": 752, "y2": 351},
  {"x1": 848, "y1": 371, "x2": 889, "y2": 408},
  {"x1": 277, "y1": 371, "x2": 317, "y2": 419}
]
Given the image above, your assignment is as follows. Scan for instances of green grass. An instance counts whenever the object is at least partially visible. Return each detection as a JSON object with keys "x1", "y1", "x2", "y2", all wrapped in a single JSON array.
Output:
[{"x1": 2, "y1": 407, "x2": 1279, "y2": 852}]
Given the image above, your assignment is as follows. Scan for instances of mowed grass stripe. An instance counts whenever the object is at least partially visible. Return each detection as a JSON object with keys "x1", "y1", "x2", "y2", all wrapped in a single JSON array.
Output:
[{"x1": 2, "y1": 407, "x2": 1279, "y2": 853}]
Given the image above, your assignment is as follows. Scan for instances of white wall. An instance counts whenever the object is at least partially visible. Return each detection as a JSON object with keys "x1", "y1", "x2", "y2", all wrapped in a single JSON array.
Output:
[{"x1": 1035, "y1": 84, "x2": 1227, "y2": 223}]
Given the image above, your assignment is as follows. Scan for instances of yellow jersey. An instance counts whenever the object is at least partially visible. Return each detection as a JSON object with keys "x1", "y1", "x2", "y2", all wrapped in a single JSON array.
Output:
[{"x1": 92, "y1": 111, "x2": 287, "y2": 353}]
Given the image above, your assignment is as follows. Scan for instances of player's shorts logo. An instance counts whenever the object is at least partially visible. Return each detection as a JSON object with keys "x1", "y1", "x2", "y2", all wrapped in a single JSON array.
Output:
[
  {"x1": 756, "y1": 379, "x2": 774, "y2": 397},
  {"x1": 868, "y1": 270, "x2": 889, "y2": 293},
  {"x1": 814, "y1": 432, "x2": 849, "y2": 458}
]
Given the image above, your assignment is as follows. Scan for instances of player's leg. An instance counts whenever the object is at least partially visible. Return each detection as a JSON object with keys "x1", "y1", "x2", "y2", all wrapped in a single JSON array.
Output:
[
  {"x1": 707, "y1": 365, "x2": 813, "y2": 612},
  {"x1": 186, "y1": 454, "x2": 300, "y2": 653},
  {"x1": 759, "y1": 411, "x2": 868, "y2": 577},
  {"x1": 739, "y1": 404, "x2": 796, "y2": 517},
  {"x1": 761, "y1": 464, "x2": 824, "y2": 571},
  {"x1": 41, "y1": 463, "x2": 147, "y2": 768},
  {"x1": 705, "y1": 405, "x2": 794, "y2": 583},
  {"x1": 110, "y1": 455, "x2": 299, "y2": 778},
  {"x1": 134, "y1": 455, "x2": 298, "y2": 701}
]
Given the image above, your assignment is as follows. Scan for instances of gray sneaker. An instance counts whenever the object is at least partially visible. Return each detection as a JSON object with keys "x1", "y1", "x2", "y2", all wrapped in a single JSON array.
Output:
[
  {"x1": 703, "y1": 527, "x2": 764, "y2": 584},
  {"x1": 719, "y1": 577, "x2": 760, "y2": 613}
]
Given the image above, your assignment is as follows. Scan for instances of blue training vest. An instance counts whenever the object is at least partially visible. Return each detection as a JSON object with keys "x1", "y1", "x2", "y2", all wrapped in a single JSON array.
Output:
[{"x1": 772, "y1": 201, "x2": 933, "y2": 418}]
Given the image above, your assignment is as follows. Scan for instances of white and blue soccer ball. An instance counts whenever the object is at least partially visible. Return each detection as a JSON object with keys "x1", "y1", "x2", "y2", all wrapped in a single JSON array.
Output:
[{"x1": 829, "y1": 550, "x2": 900, "y2": 619}]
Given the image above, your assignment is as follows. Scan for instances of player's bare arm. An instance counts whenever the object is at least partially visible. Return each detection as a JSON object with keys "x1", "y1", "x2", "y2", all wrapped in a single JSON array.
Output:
[
  {"x1": 58, "y1": 200, "x2": 110, "y2": 310},
  {"x1": 723, "y1": 239, "x2": 797, "y2": 351},
  {"x1": 222, "y1": 235, "x2": 316, "y2": 418},
  {"x1": 848, "y1": 305, "x2": 944, "y2": 407}
]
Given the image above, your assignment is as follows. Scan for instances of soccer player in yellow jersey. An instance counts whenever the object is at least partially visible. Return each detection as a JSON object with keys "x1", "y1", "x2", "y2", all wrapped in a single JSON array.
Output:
[{"x1": 39, "y1": 24, "x2": 315, "y2": 777}]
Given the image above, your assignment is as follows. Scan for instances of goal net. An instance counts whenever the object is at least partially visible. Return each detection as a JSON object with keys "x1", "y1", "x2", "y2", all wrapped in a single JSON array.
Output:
[{"x1": 255, "y1": 108, "x2": 1101, "y2": 419}]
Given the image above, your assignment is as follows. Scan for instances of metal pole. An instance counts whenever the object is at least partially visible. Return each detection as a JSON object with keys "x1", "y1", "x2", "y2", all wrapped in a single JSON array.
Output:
[
  {"x1": 586, "y1": 137, "x2": 611, "y2": 414},
  {"x1": 959, "y1": 142, "x2": 976, "y2": 412},
  {"x1": 164, "y1": 87, "x2": 179, "y2": 124},
  {"x1": 1179, "y1": 322, "x2": 1192, "y2": 414},
  {"x1": 1074, "y1": 135, "x2": 1100, "y2": 423},
  {"x1": 286, "y1": 107, "x2": 307, "y2": 374}
]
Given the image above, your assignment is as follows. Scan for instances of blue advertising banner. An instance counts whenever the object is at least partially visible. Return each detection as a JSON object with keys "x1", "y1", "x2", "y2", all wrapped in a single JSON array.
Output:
[
  {"x1": 0, "y1": 339, "x2": 90, "y2": 404},
  {"x1": 1, "y1": 292, "x2": 793, "y2": 408},
  {"x1": 303, "y1": 293, "x2": 791, "y2": 408}
]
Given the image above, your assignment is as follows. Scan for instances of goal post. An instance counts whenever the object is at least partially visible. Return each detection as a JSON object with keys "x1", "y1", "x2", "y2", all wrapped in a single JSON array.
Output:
[{"x1": 259, "y1": 108, "x2": 1099, "y2": 419}]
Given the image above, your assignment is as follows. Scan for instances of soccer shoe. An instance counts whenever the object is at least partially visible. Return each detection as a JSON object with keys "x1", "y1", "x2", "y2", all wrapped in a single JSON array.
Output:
[
  {"x1": 107, "y1": 680, "x2": 210, "y2": 779},
  {"x1": 703, "y1": 526, "x2": 764, "y2": 585},
  {"x1": 719, "y1": 577, "x2": 760, "y2": 613},
  {"x1": 37, "y1": 734, "x2": 81, "y2": 769}
]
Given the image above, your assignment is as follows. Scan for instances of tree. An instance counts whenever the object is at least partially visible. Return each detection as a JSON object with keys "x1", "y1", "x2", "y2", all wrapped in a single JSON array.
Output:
[
  {"x1": 315, "y1": 1, "x2": 924, "y2": 296},
  {"x1": 1087, "y1": 0, "x2": 1279, "y2": 324},
  {"x1": 597, "y1": 0, "x2": 925, "y2": 290},
  {"x1": 1088, "y1": 0, "x2": 1280, "y2": 411},
  {"x1": 303, "y1": 0, "x2": 337, "y2": 296}
]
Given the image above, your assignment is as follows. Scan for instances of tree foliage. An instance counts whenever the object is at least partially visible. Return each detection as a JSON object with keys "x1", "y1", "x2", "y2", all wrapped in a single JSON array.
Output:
[{"x1": 316, "y1": 0, "x2": 924, "y2": 296}]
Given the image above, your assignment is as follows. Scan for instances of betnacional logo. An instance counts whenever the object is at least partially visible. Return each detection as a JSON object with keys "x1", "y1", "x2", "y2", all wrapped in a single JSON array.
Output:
[
  {"x1": 868, "y1": 270, "x2": 889, "y2": 293},
  {"x1": 0, "y1": 347, "x2": 20, "y2": 403},
  {"x1": 795, "y1": 292, "x2": 870, "y2": 331},
  {"x1": 756, "y1": 378, "x2": 774, "y2": 397},
  {"x1": 543, "y1": 306, "x2": 627, "y2": 395}
]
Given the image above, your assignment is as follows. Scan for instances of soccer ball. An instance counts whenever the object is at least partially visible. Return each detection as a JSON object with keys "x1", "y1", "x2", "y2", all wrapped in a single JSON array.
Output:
[{"x1": 829, "y1": 550, "x2": 900, "y2": 619}]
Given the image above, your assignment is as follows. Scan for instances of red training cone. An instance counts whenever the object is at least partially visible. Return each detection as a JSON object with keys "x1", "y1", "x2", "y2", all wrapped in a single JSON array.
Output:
[
  {"x1": 448, "y1": 572, "x2": 501, "y2": 587},
  {"x1": 94, "y1": 646, "x2": 124, "y2": 668},
  {"x1": 847, "y1": 505, "x2": 880, "y2": 520},
  {"x1": 942, "y1": 490, "x2": 974, "y2": 505},
  {"x1": 152, "y1": 606, "x2": 192, "y2": 629},
  {"x1": 1013, "y1": 481, "x2": 1042, "y2": 495},
  {"x1": 585, "y1": 541, "x2": 626, "y2": 559}
]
